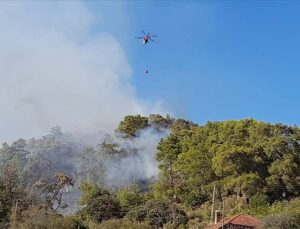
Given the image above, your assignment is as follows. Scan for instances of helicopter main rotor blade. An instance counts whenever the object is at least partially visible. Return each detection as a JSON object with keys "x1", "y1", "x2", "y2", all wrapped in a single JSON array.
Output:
[
  {"x1": 142, "y1": 30, "x2": 146, "y2": 35},
  {"x1": 135, "y1": 37, "x2": 144, "y2": 39}
]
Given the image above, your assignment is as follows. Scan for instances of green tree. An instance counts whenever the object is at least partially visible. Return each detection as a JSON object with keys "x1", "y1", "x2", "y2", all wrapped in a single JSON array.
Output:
[
  {"x1": 266, "y1": 154, "x2": 300, "y2": 199},
  {"x1": 125, "y1": 206, "x2": 147, "y2": 222},
  {"x1": 117, "y1": 185, "x2": 144, "y2": 210},
  {"x1": 144, "y1": 200, "x2": 188, "y2": 228},
  {"x1": 84, "y1": 188, "x2": 123, "y2": 223},
  {"x1": 0, "y1": 139, "x2": 29, "y2": 176},
  {"x1": 156, "y1": 134, "x2": 182, "y2": 199},
  {"x1": 249, "y1": 193, "x2": 269, "y2": 209},
  {"x1": 155, "y1": 118, "x2": 300, "y2": 204},
  {"x1": 248, "y1": 193, "x2": 270, "y2": 216},
  {"x1": 117, "y1": 115, "x2": 149, "y2": 137},
  {"x1": 79, "y1": 182, "x2": 101, "y2": 205},
  {"x1": 174, "y1": 126, "x2": 214, "y2": 205},
  {"x1": 0, "y1": 164, "x2": 32, "y2": 225},
  {"x1": 80, "y1": 183, "x2": 123, "y2": 223},
  {"x1": 148, "y1": 114, "x2": 174, "y2": 129}
]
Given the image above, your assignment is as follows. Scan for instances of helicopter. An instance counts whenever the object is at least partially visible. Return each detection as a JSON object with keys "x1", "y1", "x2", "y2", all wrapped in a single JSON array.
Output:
[{"x1": 135, "y1": 30, "x2": 158, "y2": 44}]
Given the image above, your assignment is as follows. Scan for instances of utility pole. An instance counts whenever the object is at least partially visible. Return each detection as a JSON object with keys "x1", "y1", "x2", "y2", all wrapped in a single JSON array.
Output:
[{"x1": 210, "y1": 184, "x2": 216, "y2": 224}]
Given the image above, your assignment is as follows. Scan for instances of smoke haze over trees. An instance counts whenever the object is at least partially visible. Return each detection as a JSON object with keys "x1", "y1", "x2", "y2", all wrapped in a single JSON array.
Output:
[{"x1": 1, "y1": 114, "x2": 300, "y2": 228}]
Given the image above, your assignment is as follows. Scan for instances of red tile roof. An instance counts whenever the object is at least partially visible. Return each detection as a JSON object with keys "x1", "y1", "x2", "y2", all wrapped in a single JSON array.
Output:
[{"x1": 206, "y1": 214, "x2": 260, "y2": 229}]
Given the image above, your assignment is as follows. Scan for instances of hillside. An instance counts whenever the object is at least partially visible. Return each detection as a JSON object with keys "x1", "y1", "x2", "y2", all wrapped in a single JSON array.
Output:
[{"x1": 1, "y1": 114, "x2": 300, "y2": 228}]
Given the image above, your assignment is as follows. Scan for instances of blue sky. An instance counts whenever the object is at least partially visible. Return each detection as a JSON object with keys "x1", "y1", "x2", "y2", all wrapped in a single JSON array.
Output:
[
  {"x1": 1, "y1": 1, "x2": 300, "y2": 142},
  {"x1": 87, "y1": 1, "x2": 300, "y2": 126}
]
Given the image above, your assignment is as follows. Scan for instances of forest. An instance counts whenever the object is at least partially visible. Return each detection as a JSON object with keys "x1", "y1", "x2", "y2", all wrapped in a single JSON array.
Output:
[{"x1": 0, "y1": 114, "x2": 300, "y2": 228}]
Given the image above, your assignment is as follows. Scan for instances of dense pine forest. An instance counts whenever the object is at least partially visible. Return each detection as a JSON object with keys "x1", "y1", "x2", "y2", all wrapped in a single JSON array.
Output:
[{"x1": 1, "y1": 114, "x2": 300, "y2": 228}]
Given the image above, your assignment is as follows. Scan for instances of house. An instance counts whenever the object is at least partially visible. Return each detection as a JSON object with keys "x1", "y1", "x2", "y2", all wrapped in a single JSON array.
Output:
[{"x1": 206, "y1": 210, "x2": 260, "y2": 229}]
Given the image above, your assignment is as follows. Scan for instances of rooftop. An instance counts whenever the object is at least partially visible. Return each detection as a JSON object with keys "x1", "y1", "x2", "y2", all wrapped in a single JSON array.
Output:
[{"x1": 206, "y1": 214, "x2": 259, "y2": 229}]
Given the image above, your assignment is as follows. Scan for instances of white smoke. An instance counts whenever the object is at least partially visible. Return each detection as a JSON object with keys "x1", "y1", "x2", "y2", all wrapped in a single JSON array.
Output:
[
  {"x1": 0, "y1": 2, "x2": 163, "y2": 143},
  {"x1": 105, "y1": 127, "x2": 169, "y2": 187},
  {"x1": 24, "y1": 126, "x2": 169, "y2": 214}
]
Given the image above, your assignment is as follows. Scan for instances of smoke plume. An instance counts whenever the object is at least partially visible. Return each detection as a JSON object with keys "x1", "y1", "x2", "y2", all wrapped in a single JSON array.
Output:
[{"x1": 0, "y1": 2, "x2": 162, "y2": 143}]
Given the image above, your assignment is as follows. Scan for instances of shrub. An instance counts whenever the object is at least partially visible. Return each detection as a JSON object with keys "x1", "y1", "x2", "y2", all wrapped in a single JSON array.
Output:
[
  {"x1": 257, "y1": 212, "x2": 300, "y2": 229},
  {"x1": 10, "y1": 207, "x2": 77, "y2": 229},
  {"x1": 183, "y1": 191, "x2": 208, "y2": 208},
  {"x1": 249, "y1": 193, "x2": 269, "y2": 209},
  {"x1": 88, "y1": 219, "x2": 151, "y2": 229},
  {"x1": 144, "y1": 200, "x2": 188, "y2": 228},
  {"x1": 85, "y1": 189, "x2": 123, "y2": 223},
  {"x1": 145, "y1": 200, "x2": 171, "y2": 227},
  {"x1": 125, "y1": 206, "x2": 147, "y2": 222},
  {"x1": 117, "y1": 185, "x2": 144, "y2": 210}
]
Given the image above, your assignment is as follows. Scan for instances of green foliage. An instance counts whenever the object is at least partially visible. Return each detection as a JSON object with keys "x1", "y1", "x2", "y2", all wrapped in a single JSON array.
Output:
[
  {"x1": 83, "y1": 188, "x2": 123, "y2": 223},
  {"x1": 221, "y1": 173, "x2": 261, "y2": 198},
  {"x1": 187, "y1": 218, "x2": 207, "y2": 229},
  {"x1": 243, "y1": 197, "x2": 300, "y2": 218},
  {"x1": 0, "y1": 178, "x2": 9, "y2": 224},
  {"x1": 156, "y1": 134, "x2": 182, "y2": 199},
  {"x1": 101, "y1": 142, "x2": 128, "y2": 158},
  {"x1": 173, "y1": 208, "x2": 189, "y2": 228},
  {"x1": 79, "y1": 182, "x2": 101, "y2": 205},
  {"x1": 117, "y1": 115, "x2": 149, "y2": 137},
  {"x1": 249, "y1": 193, "x2": 269, "y2": 209},
  {"x1": 88, "y1": 219, "x2": 151, "y2": 229},
  {"x1": 144, "y1": 199, "x2": 188, "y2": 228},
  {"x1": 156, "y1": 118, "x2": 300, "y2": 205},
  {"x1": 117, "y1": 185, "x2": 144, "y2": 210},
  {"x1": 156, "y1": 134, "x2": 182, "y2": 170},
  {"x1": 170, "y1": 119, "x2": 196, "y2": 136},
  {"x1": 190, "y1": 201, "x2": 212, "y2": 224},
  {"x1": 182, "y1": 191, "x2": 208, "y2": 208},
  {"x1": 125, "y1": 199, "x2": 188, "y2": 228},
  {"x1": 148, "y1": 114, "x2": 174, "y2": 129},
  {"x1": 284, "y1": 198, "x2": 300, "y2": 215},
  {"x1": 2, "y1": 115, "x2": 300, "y2": 228},
  {"x1": 0, "y1": 139, "x2": 28, "y2": 170},
  {"x1": 79, "y1": 182, "x2": 142, "y2": 224},
  {"x1": 266, "y1": 154, "x2": 300, "y2": 198},
  {"x1": 247, "y1": 193, "x2": 270, "y2": 216},
  {"x1": 0, "y1": 164, "x2": 32, "y2": 225},
  {"x1": 125, "y1": 205, "x2": 147, "y2": 222},
  {"x1": 257, "y1": 212, "x2": 300, "y2": 229},
  {"x1": 144, "y1": 199, "x2": 171, "y2": 227},
  {"x1": 10, "y1": 207, "x2": 78, "y2": 229}
]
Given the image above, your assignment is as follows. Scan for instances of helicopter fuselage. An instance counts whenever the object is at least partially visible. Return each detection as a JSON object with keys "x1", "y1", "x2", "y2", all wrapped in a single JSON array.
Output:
[{"x1": 143, "y1": 37, "x2": 149, "y2": 44}]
